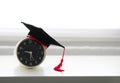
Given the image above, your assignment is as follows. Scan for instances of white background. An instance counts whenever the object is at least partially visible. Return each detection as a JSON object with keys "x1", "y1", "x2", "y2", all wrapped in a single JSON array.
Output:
[
  {"x1": 0, "y1": 0, "x2": 120, "y2": 55},
  {"x1": 0, "y1": 0, "x2": 120, "y2": 77},
  {"x1": 0, "y1": 0, "x2": 120, "y2": 29}
]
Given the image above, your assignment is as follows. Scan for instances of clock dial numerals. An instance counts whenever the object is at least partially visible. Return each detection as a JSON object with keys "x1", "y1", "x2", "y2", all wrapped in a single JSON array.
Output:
[
  {"x1": 20, "y1": 57, "x2": 23, "y2": 61},
  {"x1": 28, "y1": 39, "x2": 32, "y2": 44},
  {"x1": 17, "y1": 52, "x2": 20, "y2": 55},
  {"x1": 41, "y1": 51, "x2": 43, "y2": 55},
  {"x1": 35, "y1": 61, "x2": 38, "y2": 64},
  {"x1": 25, "y1": 61, "x2": 27, "y2": 64},
  {"x1": 17, "y1": 38, "x2": 45, "y2": 67},
  {"x1": 29, "y1": 62, "x2": 32, "y2": 66},
  {"x1": 19, "y1": 46, "x2": 23, "y2": 50},
  {"x1": 23, "y1": 42, "x2": 26, "y2": 45},
  {"x1": 39, "y1": 57, "x2": 41, "y2": 60},
  {"x1": 39, "y1": 46, "x2": 41, "y2": 49}
]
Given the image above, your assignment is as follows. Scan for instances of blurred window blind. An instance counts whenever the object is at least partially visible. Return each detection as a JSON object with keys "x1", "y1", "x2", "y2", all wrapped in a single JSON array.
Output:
[
  {"x1": 0, "y1": 0, "x2": 120, "y2": 55},
  {"x1": 0, "y1": 28, "x2": 120, "y2": 55}
]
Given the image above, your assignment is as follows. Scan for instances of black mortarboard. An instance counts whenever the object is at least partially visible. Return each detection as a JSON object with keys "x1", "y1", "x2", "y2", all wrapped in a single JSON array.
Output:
[
  {"x1": 21, "y1": 22, "x2": 64, "y2": 48},
  {"x1": 21, "y1": 22, "x2": 65, "y2": 72}
]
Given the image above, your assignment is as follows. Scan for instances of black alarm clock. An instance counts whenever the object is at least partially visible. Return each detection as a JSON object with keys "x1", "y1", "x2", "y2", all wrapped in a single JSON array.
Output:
[{"x1": 15, "y1": 37, "x2": 46, "y2": 68}]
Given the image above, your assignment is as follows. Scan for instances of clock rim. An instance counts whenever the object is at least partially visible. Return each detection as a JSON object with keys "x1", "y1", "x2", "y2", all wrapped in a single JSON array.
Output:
[{"x1": 14, "y1": 37, "x2": 46, "y2": 68}]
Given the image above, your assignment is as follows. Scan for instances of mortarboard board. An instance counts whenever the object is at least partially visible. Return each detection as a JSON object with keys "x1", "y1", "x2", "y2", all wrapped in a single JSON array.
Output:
[
  {"x1": 21, "y1": 22, "x2": 64, "y2": 48},
  {"x1": 21, "y1": 22, "x2": 65, "y2": 72}
]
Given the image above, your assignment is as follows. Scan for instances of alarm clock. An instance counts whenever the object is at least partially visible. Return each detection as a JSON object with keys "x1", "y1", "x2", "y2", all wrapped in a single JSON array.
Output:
[
  {"x1": 15, "y1": 37, "x2": 46, "y2": 68},
  {"x1": 15, "y1": 22, "x2": 65, "y2": 72}
]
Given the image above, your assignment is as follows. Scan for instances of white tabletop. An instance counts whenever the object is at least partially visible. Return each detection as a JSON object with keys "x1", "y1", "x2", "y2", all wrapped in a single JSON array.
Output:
[{"x1": 0, "y1": 55, "x2": 120, "y2": 77}]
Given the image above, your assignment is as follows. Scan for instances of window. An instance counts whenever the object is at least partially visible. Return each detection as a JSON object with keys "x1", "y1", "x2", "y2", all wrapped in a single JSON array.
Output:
[{"x1": 0, "y1": 0, "x2": 120, "y2": 55}]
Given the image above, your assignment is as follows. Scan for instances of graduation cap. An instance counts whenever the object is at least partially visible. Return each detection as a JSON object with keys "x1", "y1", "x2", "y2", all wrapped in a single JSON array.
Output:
[{"x1": 21, "y1": 22, "x2": 65, "y2": 72}]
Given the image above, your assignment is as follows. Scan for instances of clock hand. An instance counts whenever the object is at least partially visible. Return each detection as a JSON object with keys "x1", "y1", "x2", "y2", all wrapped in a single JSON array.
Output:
[
  {"x1": 24, "y1": 51, "x2": 34, "y2": 61},
  {"x1": 30, "y1": 53, "x2": 34, "y2": 61},
  {"x1": 24, "y1": 51, "x2": 32, "y2": 54}
]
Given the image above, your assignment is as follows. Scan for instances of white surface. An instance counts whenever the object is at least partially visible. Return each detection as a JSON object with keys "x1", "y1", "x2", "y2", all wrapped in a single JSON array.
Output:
[
  {"x1": 0, "y1": 0, "x2": 120, "y2": 29},
  {"x1": 0, "y1": 55, "x2": 120, "y2": 77}
]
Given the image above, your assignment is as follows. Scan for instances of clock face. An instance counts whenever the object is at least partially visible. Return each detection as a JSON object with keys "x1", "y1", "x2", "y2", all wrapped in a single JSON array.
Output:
[{"x1": 16, "y1": 38, "x2": 45, "y2": 67}]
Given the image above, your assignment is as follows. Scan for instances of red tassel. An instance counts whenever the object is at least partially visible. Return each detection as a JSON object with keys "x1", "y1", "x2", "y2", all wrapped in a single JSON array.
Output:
[{"x1": 54, "y1": 48, "x2": 65, "y2": 72}]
